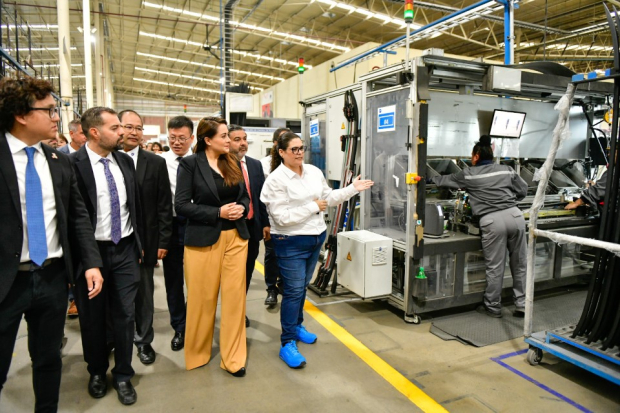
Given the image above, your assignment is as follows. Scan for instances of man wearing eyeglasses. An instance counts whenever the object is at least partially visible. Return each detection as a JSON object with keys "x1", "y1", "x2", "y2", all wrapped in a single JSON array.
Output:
[
  {"x1": 59, "y1": 119, "x2": 86, "y2": 155},
  {"x1": 160, "y1": 115, "x2": 194, "y2": 351},
  {"x1": 119, "y1": 110, "x2": 172, "y2": 366},
  {"x1": 0, "y1": 77, "x2": 103, "y2": 412}
]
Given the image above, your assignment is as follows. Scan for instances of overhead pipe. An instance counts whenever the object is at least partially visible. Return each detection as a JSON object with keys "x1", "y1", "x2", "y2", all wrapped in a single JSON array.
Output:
[
  {"x1": 496, "y1": 0, "x2": 516, "y2": 65},
  {"x1": 330, "y1": 0, "x2": 493, "y2": 73}
]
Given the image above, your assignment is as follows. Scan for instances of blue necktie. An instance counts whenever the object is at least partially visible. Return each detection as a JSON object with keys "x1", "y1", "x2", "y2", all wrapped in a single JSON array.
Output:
[
  {"x1": 24, "y1": 147, "x2": 48, "y2": 266},
  {"x1": 99, "y1": 158, "x2": 122, "y2": 244}
]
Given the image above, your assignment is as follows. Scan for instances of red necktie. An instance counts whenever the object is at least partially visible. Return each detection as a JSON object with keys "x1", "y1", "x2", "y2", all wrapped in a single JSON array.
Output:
[{"x1": 241, "y1": 160, "x2": 254, "y2": 219}]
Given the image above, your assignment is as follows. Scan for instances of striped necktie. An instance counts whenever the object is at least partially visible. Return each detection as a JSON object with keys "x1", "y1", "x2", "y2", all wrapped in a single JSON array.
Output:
[{"x1": 99, "y1": 158, "x2": 122, "y2": 244}]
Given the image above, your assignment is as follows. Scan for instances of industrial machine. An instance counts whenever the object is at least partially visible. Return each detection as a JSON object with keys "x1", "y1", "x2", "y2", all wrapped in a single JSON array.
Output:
[{"x1": 301, "y1": 51, "x2": 613, "y2": 323}]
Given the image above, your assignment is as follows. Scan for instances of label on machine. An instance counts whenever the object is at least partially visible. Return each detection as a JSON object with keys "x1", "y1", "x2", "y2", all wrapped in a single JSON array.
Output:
[
  {"x1": 309, "y1": 119, "x2": 319, "y2": 138},
  {"x1": 377, "y1": 105, "x2": 396, "y2": 132}
]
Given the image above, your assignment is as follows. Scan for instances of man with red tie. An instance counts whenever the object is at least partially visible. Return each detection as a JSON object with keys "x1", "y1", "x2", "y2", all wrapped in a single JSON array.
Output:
[{"x1": 228, "y1": 125, "x2": 270, "y2": 328}]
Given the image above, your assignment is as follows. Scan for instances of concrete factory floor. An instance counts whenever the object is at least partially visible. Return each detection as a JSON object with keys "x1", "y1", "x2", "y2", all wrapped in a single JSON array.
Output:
[{"x1": 3, "y1": 245, "x2": 620, "y2": 413}]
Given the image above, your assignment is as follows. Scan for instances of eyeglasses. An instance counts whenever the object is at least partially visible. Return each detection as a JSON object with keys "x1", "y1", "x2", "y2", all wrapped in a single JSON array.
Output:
[
  {"x1": 122, "y1": 125, "x2": 143, "y2": 132},
  {"x1": 288, "y1": 146, "x2": 306, "y2": 154},
  {"x1": 29, "y1": 106, "x2": 60, "y2": 119},
  {"x1": 169, "y1": 136, "x2": 189, "y2": 143}
]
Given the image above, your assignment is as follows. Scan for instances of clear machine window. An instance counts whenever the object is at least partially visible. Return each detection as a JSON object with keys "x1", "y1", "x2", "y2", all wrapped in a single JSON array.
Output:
[
  {"x1": 364, "y1": 88, "x2": 410, "y2": 242},
  {"x1": 422, "y1": 253, "x2": 455, "y2": 299}
]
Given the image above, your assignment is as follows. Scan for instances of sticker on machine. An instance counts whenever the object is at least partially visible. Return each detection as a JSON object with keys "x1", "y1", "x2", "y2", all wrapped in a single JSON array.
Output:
[
  {"x1": 377, "y1": 105, "x2": 396, "y2": 132},
  {"x1": 309, "y1": 119, "x2": 319, "y2": 138}
]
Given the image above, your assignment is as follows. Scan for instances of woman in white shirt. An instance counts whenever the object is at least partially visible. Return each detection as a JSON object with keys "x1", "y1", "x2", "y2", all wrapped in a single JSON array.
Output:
[{"x1": 260, "y1": 132, "x2": 372, "y2": 369}]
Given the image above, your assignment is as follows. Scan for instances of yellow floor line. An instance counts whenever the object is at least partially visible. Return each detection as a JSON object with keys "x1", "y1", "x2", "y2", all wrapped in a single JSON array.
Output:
[{"x1": 254, "y1": 261, "x2": 447, "y2": 413}]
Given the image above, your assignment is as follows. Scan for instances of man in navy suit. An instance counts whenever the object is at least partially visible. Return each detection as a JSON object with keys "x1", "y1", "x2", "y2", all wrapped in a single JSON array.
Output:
[
  {"x1": 69, "y1": 107, "x2": 143, "y2": 406},
  {"x1": 0, "y1": 77, "x2": 103, "y2": 412},
  {"x1": 228, "y1": 125, "x2": 270, "y2": 327}
]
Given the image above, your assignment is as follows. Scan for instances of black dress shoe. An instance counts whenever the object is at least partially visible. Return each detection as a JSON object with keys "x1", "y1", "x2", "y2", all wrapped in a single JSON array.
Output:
[
  {"x1": 137, "y1": 344, "x2": 156, "y2": 365},
  {"x1": 113, "y1": 380, "x2": 137, "y2": 405},
  {"x1": 513, "y1": 308, "x2": 525, "y2": 318},
  {"x1": 245, "y1": 316, "x2": 250, "y2": 328},
  {"x1": 171, "y1": 331, "x2": 184, "y2": 351},
  {"x1": 264, "y1": 290, "x2": 278, "y2": 306},
  {"x1": 228, "y1": 367, "x2": 246, "y2": 377},
  {"x1": 88, "y1": 374, "x2": 107, "y2": 399}
]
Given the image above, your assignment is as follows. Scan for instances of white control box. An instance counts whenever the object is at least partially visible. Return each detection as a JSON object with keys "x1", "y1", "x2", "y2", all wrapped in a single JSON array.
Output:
[{"x1": 337, "y1": 230, "x2": 393, "y2": 298}]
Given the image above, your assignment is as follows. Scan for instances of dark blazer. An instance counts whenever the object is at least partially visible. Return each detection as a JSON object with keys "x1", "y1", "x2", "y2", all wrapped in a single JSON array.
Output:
[
  {"x1": 58, "y1": 144, "x2": 71, "y2": 155},
  {"x1": 0, "y1": 135, "x2": 102, "y2": 304},
  {"x1": 244, "y1": 156, "x2": 269, "y2": 241},
  {"x1": 69, "y1": 145, "x2": 143, "y2": 278},
  {"x1": 176, "y1": 151, "x2": 250, "y2": 247},
  {"x1": 134, "y1": 148, "x2": 172, "y2": 266}
]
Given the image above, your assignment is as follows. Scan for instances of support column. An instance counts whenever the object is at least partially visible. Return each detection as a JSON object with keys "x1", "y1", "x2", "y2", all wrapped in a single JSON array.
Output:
[
  {"x1": 104, "y1": 45, "x2": 114, "y2": 107},
  {"x1": 94, "y1": 6, "x2": 103, "y2": 106},
  {"x1": 57, "y1": 0, "x2": 73, "y2": 131},
  {"x1": 83, "y1": 0, "x2": 94, "y2": 108}
]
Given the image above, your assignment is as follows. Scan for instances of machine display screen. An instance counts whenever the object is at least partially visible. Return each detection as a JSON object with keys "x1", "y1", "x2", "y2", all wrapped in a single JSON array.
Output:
[{"x1": 489, "y1": 110, "x2": 526, "y2": 138}]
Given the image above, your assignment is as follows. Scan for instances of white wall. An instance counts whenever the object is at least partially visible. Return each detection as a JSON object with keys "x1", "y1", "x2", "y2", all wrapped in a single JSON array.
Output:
[{"x1": 263, "y1": 43, "x2": 492, "y2": 120}]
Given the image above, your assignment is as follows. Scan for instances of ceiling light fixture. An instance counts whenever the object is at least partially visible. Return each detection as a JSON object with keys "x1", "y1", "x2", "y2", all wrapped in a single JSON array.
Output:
[
  {"x1": 133, "y1": 77, "x2": 220, "y2": 94},
  {"x1": 139, "y1": 31, "x2": 311, "y2": 70},
  {"x1": 136, "y1": 51, "x2": 286, "y2": 81},
  {"x1": 142, "y1": 1, "x2": 350, "y2": 52},
  {"x1": 134, "y1": 67, "x2": 264, "y2": 91}
]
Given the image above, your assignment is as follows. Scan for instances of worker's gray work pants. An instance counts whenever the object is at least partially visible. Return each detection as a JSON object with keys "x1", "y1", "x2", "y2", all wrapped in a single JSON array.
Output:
[{"x1": 479, "y1": 206, "x2": 527, "y2": 314}]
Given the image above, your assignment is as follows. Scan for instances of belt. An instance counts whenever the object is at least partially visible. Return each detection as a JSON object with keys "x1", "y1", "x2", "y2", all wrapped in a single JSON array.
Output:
[{"x1": 18, "y1": 257, "x2": 60, "y2": 272}]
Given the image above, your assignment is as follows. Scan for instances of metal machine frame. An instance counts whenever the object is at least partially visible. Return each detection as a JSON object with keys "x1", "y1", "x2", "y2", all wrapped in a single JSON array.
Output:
[{"x1": 302, "y1": 53, "x2": 613, "y2": 323}]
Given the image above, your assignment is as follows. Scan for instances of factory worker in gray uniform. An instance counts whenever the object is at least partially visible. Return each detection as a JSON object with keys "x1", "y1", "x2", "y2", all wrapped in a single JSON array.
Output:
[
  {"x1": 431, "y1": 135, "x2": 529, "y2": 318},
  {"x1": 565, "y1": 170, "x2": 607, "y2": 211}
]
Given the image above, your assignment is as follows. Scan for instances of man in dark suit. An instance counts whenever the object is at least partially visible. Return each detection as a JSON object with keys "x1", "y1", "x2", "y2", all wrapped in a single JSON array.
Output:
[
  {"x1": 58, "y1": 119, "x2": 86, "y2": 155},
  {"x1": 69, "y1": 107, "x2": 143, "y2": 406},
  {"x1": 161, "y1": 116, "x2": 195, "y2": 351},
  {"x1": 0, "y1": 77, "x2": 103, "y2": 412},
  {"x1": 228, "y1": 125, "x2": 270, "y2": 327},
  {"x1": 119, "y1": 109, "x2": 172, "y2": 365},
  {"x1": 60, "y1": 120, "x2": 88, "y2": 317}
]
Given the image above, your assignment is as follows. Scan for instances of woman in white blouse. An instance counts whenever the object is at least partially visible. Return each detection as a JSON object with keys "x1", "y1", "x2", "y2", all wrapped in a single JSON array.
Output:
[{"x1": 260, "y1": 132, "x2": 373, "y2": 369}]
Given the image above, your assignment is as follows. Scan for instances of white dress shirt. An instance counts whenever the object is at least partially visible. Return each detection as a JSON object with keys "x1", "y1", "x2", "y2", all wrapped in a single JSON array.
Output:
[
  {"x1": 85, "y1": 143, "x2": 133, "y2": 241},
  {"x1": 260, "y1": 163, "x2": 358, "y2": 236},
  {"x1": 260, "y1": 155, "x2": 271, "y2": 178},
  {"x1": 124, "y1": 146, "x2": 140, "y2": 169},
  {"x1": 240, "y1": 155, "x2": 251, "y2": 185},
  {"x1": 68, "y1": 143, "x2": 78, "y2": 153},
  {"x1": 6, "y1": 133, "x2": 63, "y2": 262},
  {"x1": 162, "y1": 149, "x2": 192, "y2": 216}
]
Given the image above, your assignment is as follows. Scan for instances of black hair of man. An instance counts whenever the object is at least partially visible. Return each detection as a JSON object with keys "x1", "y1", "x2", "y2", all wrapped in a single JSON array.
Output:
[
  {"x1": 118, "y1": 109, "x2": 143, "y2": 125},
  {"x1": 80, "y1": 107, "x2": 118, "y2": 139},
  {"x1": 0, "y1": 77, "x2": 55, "y2": 132},
  {"x1": 228, "y1": 124, "x2": 245, "y2": 134},
  {"x1": 167, "y1": 115, "x2": 194, "y2": 131}
]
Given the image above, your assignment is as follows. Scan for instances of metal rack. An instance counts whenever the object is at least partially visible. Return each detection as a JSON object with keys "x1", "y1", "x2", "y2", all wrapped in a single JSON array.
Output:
[{"x1": 523, "y1": 3, "x2": 620, "y2": 383}]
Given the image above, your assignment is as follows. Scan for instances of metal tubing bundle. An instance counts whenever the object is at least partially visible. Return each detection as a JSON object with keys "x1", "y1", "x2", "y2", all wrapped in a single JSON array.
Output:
[
  {"x1": 571, "y1": 4, "x2": 620, "y2": 353},
  {"x1": 310, "y1": 89, "x2": 361, "y2": 296}
]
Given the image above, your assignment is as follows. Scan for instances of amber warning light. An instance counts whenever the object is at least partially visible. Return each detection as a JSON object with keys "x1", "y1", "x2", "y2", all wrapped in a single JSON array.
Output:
[{"x1": 404, "y1": 0, "x2": 414, "y2": 23}]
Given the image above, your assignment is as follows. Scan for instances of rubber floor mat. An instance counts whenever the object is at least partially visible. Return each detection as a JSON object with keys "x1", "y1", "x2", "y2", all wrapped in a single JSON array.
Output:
[{"x1": 430, "y1": 291, "x2": 587, "y2": 347}]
